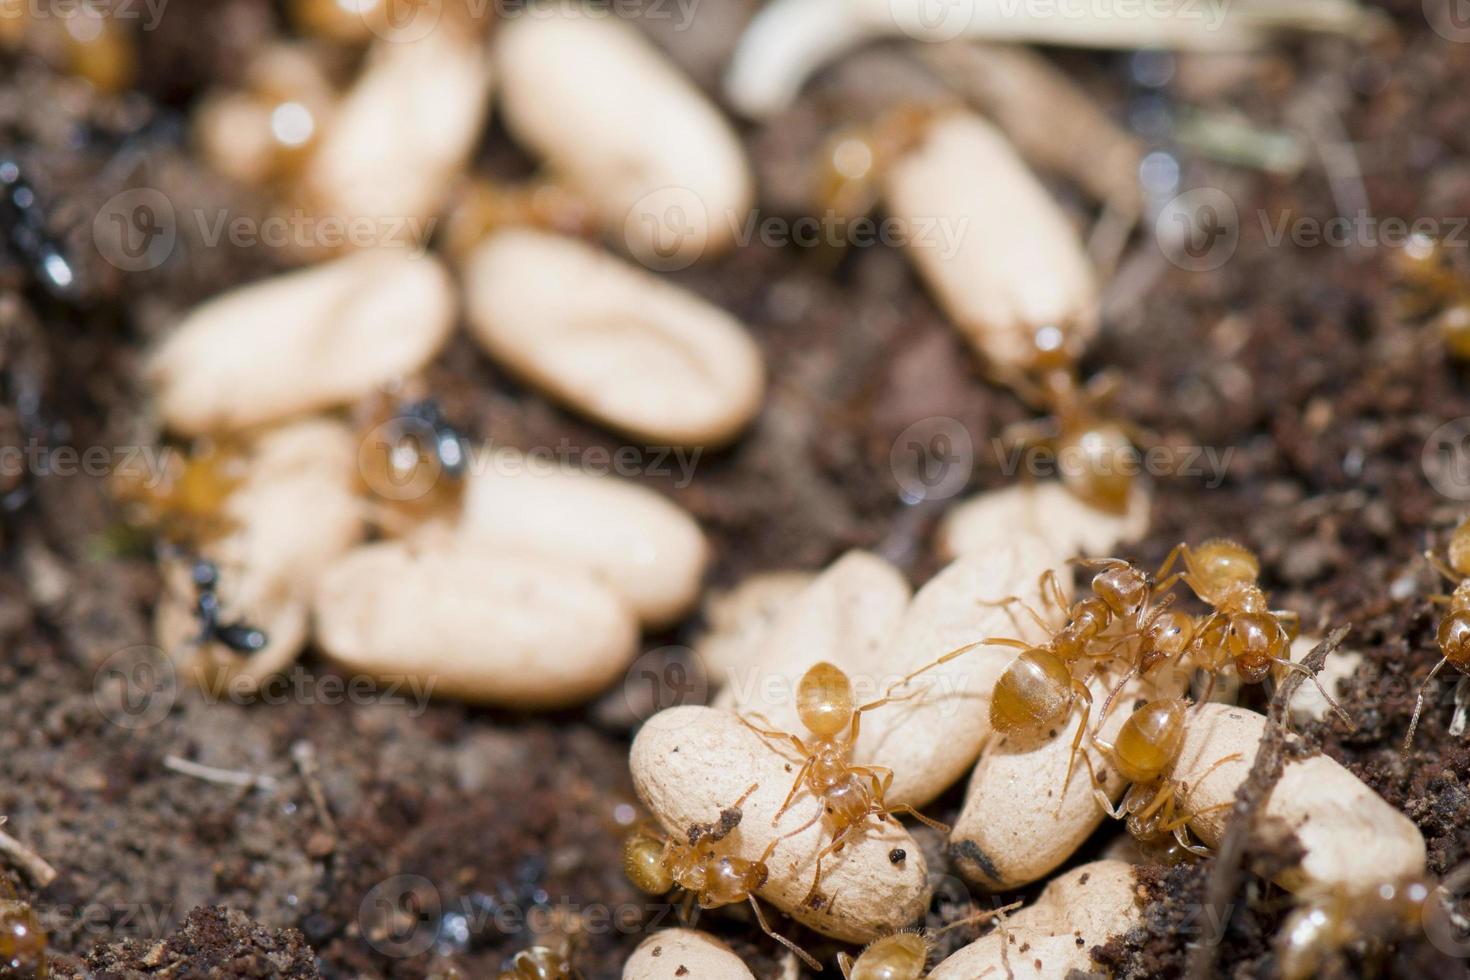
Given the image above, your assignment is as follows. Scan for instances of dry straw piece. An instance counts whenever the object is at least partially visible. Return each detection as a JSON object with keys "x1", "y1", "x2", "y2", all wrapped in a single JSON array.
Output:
[
  {"x1": 463, "y1": 228, "x2": 765, "y2": 447},
  {"x1": 155, "y1": 419, "x2": 365, "y2": 688},
  {"x1": 927, "y1": 859, "x2": 1142, "y2": 978},
  {"x1": 622, "y1": 929, "x2": 755, "y2": 980},
  {"x1": 433, "y1": 448, "x2": 710, "y2": 629},
  {"x1": 724, "y1": 0, "x2": 1376, "y2": 118},
  {"x1": 496, "y1": 3, "x2": 753, "y2": 267},
  {"x1": 1174, "y1": 703, "x2": 1426, "y2": 892},
  {"x1": 720, "y1": 539, "x2": 1061, "y2": 808},
  {"x1": 152, "y1": 249, "x2": 454, "y2": 435},
  {"x1": 630, "y1": 705, "x2": 931, "y2": 943},
  {"x1": 937, "y1": 482, "x2": 1151, "y2": 565},
  {"x1": 313, "y1": 540, "x2": 638, "y2": 708},
  {"x1": 298, "y1": 24, "x2": 493, "y2": 243},
  {"x1": 881, "y1": 112, "x2": 1099, "y2": 376}
]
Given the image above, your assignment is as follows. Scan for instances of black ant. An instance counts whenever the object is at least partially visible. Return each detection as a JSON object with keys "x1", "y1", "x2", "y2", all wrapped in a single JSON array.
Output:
[
  {"x1": 190, "y1": 559, "x2": 268, "y2": 655},
  {"x1": 0, "y1": 156, "x2": 79, "y2": 301}
]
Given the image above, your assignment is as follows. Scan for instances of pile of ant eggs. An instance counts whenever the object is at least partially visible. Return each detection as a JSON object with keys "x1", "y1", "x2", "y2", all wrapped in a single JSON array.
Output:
[{"x1": 26, "y1": 0, "x2": 1437, "y2": 975}]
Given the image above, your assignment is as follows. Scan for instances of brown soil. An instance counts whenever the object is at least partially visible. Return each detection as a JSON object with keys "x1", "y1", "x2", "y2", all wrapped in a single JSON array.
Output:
[{"x1": 5, "y1": 0, "x2": 1470, "y2": 978}]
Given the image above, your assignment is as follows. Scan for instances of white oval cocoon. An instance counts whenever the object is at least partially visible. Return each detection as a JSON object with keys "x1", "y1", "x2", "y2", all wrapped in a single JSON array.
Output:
[
  {"x1": 299, "y1": 24, "x2": 493, "y2": 242},
  {"x1": 882, "y1": 112, "x2": 1098, "y2": 374},
  {"x1": 496, "y1": 4, "x2": 752, "y2": 266},
  {"x1": 714, "y1": 551, "x2": 909, "y2": 727},
  {"x1": 950, "y1": 671, "x2": 1185, "y2": 889},
  {"x1": 1287, "y1": 634, "x2": 1362, "y2": 724},
  {"x1": 152, "y1": 250, "x2": 455, "y2": 435},
  {"x1": 929, "y1": 860, "x2": 1142, "y2": 979},
  {"x1": 156, "y1": 419, "x2": 365, "y2": 686},
  {"x1": 451, "y1": 448, "x2": 709, "y2": 628},
  {"x1": 938, "y1": 482, "x2": 1150, "y2": 565},
  {"x1": 631, "y1": 706, "x2": 930, "y2": 943},
  {"x1": 313, "y1": 539, "x2": 639, "y2": 708},
  {"x1": 1174, "y1": 703, "x2": 1426, "y2": 892},
  {"x1": 696, "y1": 570, "x2": 816, "y2": 687},
  {"x1": 463, "y1": 229, "x2": 765, "y2": 447},
  {"x1": 623, "y1": 929, "x2": 754, "y2": 980}
]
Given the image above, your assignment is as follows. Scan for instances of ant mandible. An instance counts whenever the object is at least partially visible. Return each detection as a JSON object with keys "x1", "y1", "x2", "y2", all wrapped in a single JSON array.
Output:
[
  {"x1": 739, "y1": 661, "x2": 951, "y2": 909},
  {"x1": 622, "y1": 785, "x2": 822, "y2": 970}
]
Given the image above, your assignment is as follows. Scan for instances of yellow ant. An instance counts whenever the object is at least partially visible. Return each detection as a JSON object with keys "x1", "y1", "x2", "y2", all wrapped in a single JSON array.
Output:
[
  {"x1": 1156, "y1": 540, "x2": 1351, "y2": 726},
  {"x1": 1084, "y1": 698, "x2": 1241, "y2": 856},
  {"x1": 1405, "y1": 517, "x2": 1470, "y2": 751},
  {"x1": 834, "y1": 903, "x2": 1021, "y2": 978},
  {"x1": 622, "y1": 785, "x2": 821, "y2": 970},
  {"x1": 739, "y1": 662, "x2": 952, "y2": 909},
  {"x1": 1276, "y1": 877, "x2": 1433, "y2": 980}
]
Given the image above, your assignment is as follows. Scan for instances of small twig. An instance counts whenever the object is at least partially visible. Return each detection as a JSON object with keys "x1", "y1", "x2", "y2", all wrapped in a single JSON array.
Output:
[
  {"x1": 163, "y1": 754, "x2": 279, "y2": 791},
  {"x1": 0, "y1": 818, "x2": 58, "y2": 887},
  {"x1": 1184, "y1": 624, "x2": 1350, "y2": 980},
  {"x1": 290, "y1": 740, "x2": 337, "y2": 836}
]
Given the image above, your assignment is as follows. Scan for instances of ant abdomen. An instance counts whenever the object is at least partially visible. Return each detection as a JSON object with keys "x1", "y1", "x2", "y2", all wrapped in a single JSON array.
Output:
[
  {"x1": 1110, "y1": 698, "x2": 1187, "y2": 784},
  {"x1": 797, "y1": 660, "x2": 855, "y2": 738},
  {"x1": 838, "y1": 930, "x2": 929, "y2": 980},
  {"x1": 989, "y1": 649, "x2": 1073, "y2": 733}
]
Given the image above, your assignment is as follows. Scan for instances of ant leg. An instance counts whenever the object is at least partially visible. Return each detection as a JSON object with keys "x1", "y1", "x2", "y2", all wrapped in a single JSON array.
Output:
[
  {"x1": 1425, "y1": 550, "x2": 1463, "y2": 587},
  {"x1": 1271, "y1": 657, "x2": 1355, "y2": 729},
  {"x1": 747, "y1": 896, "x2": 821, "y2": 972},
  {"x1": 884, "y1": 802, "x2": 951, "y2": 835},
  {"x1": 1404, "y1": 657, "x2": 1450, "y2": 753},
  {"x1": 1041, "y1": 568, "x2": 1070, "y2": 614},
  {"x1": 764, "y1": 808, "x2": 824, "y2": 862},
  {"x1": 1154, "y1": 543, "x2": 1188, "y2": 581},
  {"x1": 977, "y1": 593, "x2": 1050, "y2": 636},
  {"x1": 1094, "y1": 668, "x2": 1136, "y2": 733},
  {"x1": 771, "y1": 756, "x2": 816, "y2": 824},
  {"x1": 1061, "y1": 679, "x2": 1094, "y2": 796},
  {"x1": 854, "y1": 636, "x2": 1031, "y2": 717},
  {"x1": 737, "y1": 715, "x2": 810, "y2": 761},
  {"x1": 1184, "y1": 753, "x2": 1244, "y2": 796},
  {"x1": 1080, "y1": 749, "x2": 1123, "y2": 819}
]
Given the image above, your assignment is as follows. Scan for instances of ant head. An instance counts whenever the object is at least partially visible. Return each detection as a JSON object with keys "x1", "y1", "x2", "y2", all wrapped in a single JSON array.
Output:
[
  {"x1": 621, "y1": 830, "x2": 673, "y2": 896},
  {"x1": 1226, "y1": 612, "x2": 1285, "y2": 682},
  {"x1": 797, "y1": 661, "x2": 854, "y2": 739},
  {"x1": 1438, "y1": 610, "x2": 1470, "y2": 672},
  {"x1": 1113, "y1": 698, "x2": 1189, "y2": 784},
  {"x1": 1092, "y1": 562, "x2": 1150, "y2": 618}
]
